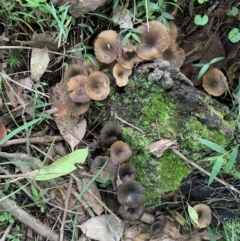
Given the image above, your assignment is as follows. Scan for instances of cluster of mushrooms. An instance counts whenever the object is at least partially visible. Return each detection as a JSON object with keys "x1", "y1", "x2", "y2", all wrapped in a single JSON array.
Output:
[
  {"x1": 89, "y1": 122, "x2": 147, "y2": 222},
  {"x1": 94, "y1": 20, "x2": 185, "y2": 87}
]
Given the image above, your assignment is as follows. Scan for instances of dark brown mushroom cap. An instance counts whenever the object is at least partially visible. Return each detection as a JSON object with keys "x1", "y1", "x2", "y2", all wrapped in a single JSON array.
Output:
[
  {"x1": 68, "y1": 101, "x2": 91, "y2": 116},
  {"x1": 67, "y1": 75, "x2": 91, "y2": 103},
  {"x1": 85, "y1": 71, "x2": 110, "y2": 100},
  {"x1": 150, "y1": 216, "x2": 166, "y2": 238},
  {"x1": 117, "y1": 181, "x2": 146, "y2": 208},
  {"x1": 94, "y1": 30, "x2": 121, "y2": 64},
  {"x1": 136, "y1": 20, "x2": 170, "y2": 60},
  {"x1": 160, "y1": 42, "x2": 185, "y2": 69},
  {"x1": 202, "y1": 68, "x2": 227, "y2": 96},
  {"x1": 90, "y1": 156, "x2": 116, "y2": 180},
  {"x1": 113, "y1": 63, "x2": 132, "y2": 87},
  {"x1": 100, "y1": 122, "x2": 122, "y2": 147},
  {"x1": 63, "y1": 65, "x2": 88, "y2": 84},
  {"x1": 110, "y1": 140, "x2": 132, "y2": 165},
  {"x1": 191, "y1": 204, "x2": 212, "y2": 228},
  {"x1": 118, "y1": 163, "x2": 136, "y2": 183},
  {"x1": 119, "y1": 205, "x2": 145, "y2": 222}
]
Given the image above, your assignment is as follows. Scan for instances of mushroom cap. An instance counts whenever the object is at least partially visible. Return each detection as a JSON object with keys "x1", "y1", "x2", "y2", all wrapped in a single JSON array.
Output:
[
  {"x1": 68, "y1": 101, "x2": 91, "y2": 116},
  {"x1": 100, "y1": 122, "x2": 122, "y2": 147},
  {"x1": 119, "y1": 49, "x2": 143, "y2": 69},
  {"x1": 119, "y1": 205, "x2": 145, "y2": 222},
  {"x1": 113, "y1": 63, "x2": 132, "y2": 87},
  {"x1": 168, "y1": 21, "x2": 178, "y2": 48},
  {"x1": 202, "y1": 68, "x2": 227, "y2": 96},
  {"x1": 117, "y1": 181, "x2": 146, "y2": 208},
  {"x1": 85, "y1": 71, "x2": 110, "y2": 100},
  {"x1": 150, "y1": 216, "x2": 166, "y2": 238},
  {"x1": 82, "y1": 60, "x2": 100, "y2": 74},
  {"x1": 136, "y1": 20, "x2": 170, "y2": 60},
  {"x1": 191, "y1": 204, "x2": 212, "y2": 228},
  {"x1": 118, "y1": 163, "x2": 136, "y2": 183},
  {"x1": 67, "y1": 75, "x2": 91, "y2": 103},
  {"x1": 110, "y1": 140, "x2": 132, "y2": 165},
  {"x1": 160, "y1": 42, "x2": 185, "y2": 69},
  {"x1": 94, "y1": 30, "x2": 121, "y2": 64},
  {"x1": 63, "y1": 65, "x2": 88, "y2": 84},
  {"x1": 90, "y1": 156, "x2": 116, "y2": 180}
]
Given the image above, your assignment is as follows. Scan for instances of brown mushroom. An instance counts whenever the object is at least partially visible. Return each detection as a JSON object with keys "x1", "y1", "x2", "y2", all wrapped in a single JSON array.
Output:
[
  {"x1": 94, "y1": 30, "x2": 121, "y2": 64},
  {"x1": 68, "y1": 101, "x2": 91, "y2": 116},
  {"x1": 117, "y1": 181, "x2": 146, "y2": 208},
  {"x1": 136, "y1": 20, "x2": 170, "y2": 60},
  {"x1": 67, "y1": 75, "x2": 91, "y2": 103},
  {"x1": 159, "y1": 42, "x2": 185, "y2": 69},
  {"x1": 110, "y1": 141, "x2": 132, "y2": 165},
  {"x1": 100, "y1": 122, "x2": 122, "y2": 147},
  {"x1": 202, "y1": 68, "x2": 228, "y2": 96},
  {"x1": 82, "y1": 60, "x2": 100, "y2": 74},
  {"x1": 190, "y1": 204, "x2": 212, "y2": 228},
  {"x1": 168, "y1": 21, "x2": 178, "y2": 48},
  {"x1": 150, "y1": 216, "x2": 166, "y2": 238},
  {"x1": 85, "y1": 71, "x2": 110, "y2": 100},
  {"x1": 90, "y1": 156, "x2": 116, "y2": 181},
  {"x1": 119, "y1": 205, "x2": 145, "y2": 222},
  {"x1": 118, "y1": 163, "x2": 136, "y2": 183},
  {"x1": 63, "y1": 65, "x2": 88, "y2": 84},
  {"x1": 113, "y1": 63, "x2": 132, "y2": 87}
]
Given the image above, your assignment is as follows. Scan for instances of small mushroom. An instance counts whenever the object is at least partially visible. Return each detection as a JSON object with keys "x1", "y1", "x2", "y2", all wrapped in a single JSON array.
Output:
[
  {"x1": 202, "y1": 68, "x2": 228, "y2": 96},
  {"x1": 136, "y1": 20, "x2": 170, "y2": 60},
  {"x1": 117, "y1": 181, "x2": 146, "y2": 208},
  {"x1": 110, "y1": 140, "x2": 132, "y2": 165},
  {"x1": 90, "y1": 156, "x2": 116, "y2": 181},
  {"x1": 119, "y1": 204, "x2": 145, "y2": 222},
  {"x1": 67, "y1": 75, "x2": 91, "y2": 103},
  {"x1": 85, "y1": 71, "x2": 110, "y2": 100},
  {"x1": 150, "y1": 216, "x2": 166, "y2": 238},
  {"x1": 94, "y1": 30, "x2": 121, "y2": 64},
  {"x1": 100, "y1": 122, "x2": 122, "y2": 147},
  {"x1": 68, "y1": 101, "x2": 91, "y2": 116},
  {"x1": 82, "y1": 60, "x2": 100, "y2": 75},
  {"x1": 118, "y1": 163, "x2": 136, "y2": 183},
  {"x1": 113, "y1": 63, "x2": 132, "y2": 87},
  {"x1": 63, "y1": 65, "x2": 88, "y2": 84},
  {"x1": 159, "y1": 42, "x2": 185, "y2": 69},
  {"x1": 190, "y1": 204, "x2": 212, "y2": 228}
]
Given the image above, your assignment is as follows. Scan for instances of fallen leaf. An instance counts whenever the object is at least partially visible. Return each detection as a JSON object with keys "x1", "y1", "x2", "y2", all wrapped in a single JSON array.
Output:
[
  {"x1": 112, "y1": 5, "x2": 133, "y2": 29},
  {"x1": 33, "y1": 148, "x2": 88, "y2": 180},
  {"x1": 0, "y1": 123, "x2": 7, "y2": 140},
  {"x1": 146, "y1": 139, "x2": 177, "y2": 157},
  {"x1": 79, "y1": 214, "x2": 125, "y2": 241},
  {"x1": 31, "y1": 48, "x2": 50, "y2": 82}
]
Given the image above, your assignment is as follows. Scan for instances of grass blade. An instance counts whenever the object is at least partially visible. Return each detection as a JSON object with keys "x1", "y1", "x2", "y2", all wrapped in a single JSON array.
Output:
[
  {"x1": 208, "y1": 156, "x2": 223, "y2": 185},
  {"x1": 226, "y1": 147, "x2": 238, "y2": 172},
  {"x1": 195, "y1": 137, "x2": 227, "y2": 154}
]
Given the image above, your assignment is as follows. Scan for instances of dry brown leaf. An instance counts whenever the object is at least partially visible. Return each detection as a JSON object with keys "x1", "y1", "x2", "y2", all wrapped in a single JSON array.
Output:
[
  {"x1": 79, "y1": 214, "x2": 125, "y2": 241},
  {"x1": 55, "y1": 117, "x2": 87, "y2": 151},
  {"x1": 146, "y1": 139, "x2": 177, "y2": 157},
  {"x1": 133, "y1": 233, "x2": 151, "y2": 241},
  {"x1": 227, "y1": 61, "x2": 240, "y2": 86},
  {"x1": 123, "y1": 223, "x2": 150, "y2": 241},
  {"x1": 0, "y1": 123, "x2": 7, "y2": 140},
  {"x1": 31, "y1": 48, "x2": 50, "y2": 82}
]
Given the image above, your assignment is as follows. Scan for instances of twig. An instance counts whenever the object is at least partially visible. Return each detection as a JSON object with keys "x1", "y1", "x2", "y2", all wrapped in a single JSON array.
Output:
[
  {"x1": 0, "y1": 194, "x2": 59, "y2": 241},
  {"x1": 2, "y1": 135, "x2": 63, "y2": 146},
  {"x1": 0, "y1": 222, "x2": 14, "y2": 241},
  {"x1": 59, "y1": 178, "x2": 73, "y2": 241},
  {"x1": 171, "y1": 148, "x2": 240, "y2": 195}
]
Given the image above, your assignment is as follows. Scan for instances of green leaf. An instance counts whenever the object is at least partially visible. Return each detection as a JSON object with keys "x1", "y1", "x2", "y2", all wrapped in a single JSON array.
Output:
[
  {"x1": 194, "y1": 14, "x2": 209, "y2": 26},
  {"x1": 121, "y1": 32, "x2": 132, "y2": 47},
  {"x1": 31, "y1": 185, "x2": 39, "y2": 197},
  {"x1": 209, "y1": 56, "x2": 225, "y2": 64},
  {"x1": 0, "y1": 118, "x2": 43, "y2": 145},
  {"x1": 208, "y1": 156, "x2": 223, "y2": 185},
  {"x1": 226, "y1": 147, "x2": 238, "y2": 172},
  {"x1": 34, "y1": 148, "x2": 88, "y2": 180},
  {"x1": 227, "y1": 7, "x2": 239, "y2": 17},
  {"x1": 228, "y1": 28, "x2": 240, "y2": 43},
  {"x1": 237, "y1": 121, "x2": 240, "y2": 130},
  {"x1": 131, "y1": 33, "x2": 141, "y2": 43},
  {"x1": 195, "y1": 137, "x2": 227, "y2": 154},
  {"x1": 162, "y1": 12, "x2": 174, "y2": 20},
  {"x1": 0, "y1": 215, "x2": 6, "y2": 222},
  {"x1": 187, "y1": 203, "x2": 199, "y2": 226},
  {"x1": 197, "y1": 63, "x2": 210, "y2": 79}
]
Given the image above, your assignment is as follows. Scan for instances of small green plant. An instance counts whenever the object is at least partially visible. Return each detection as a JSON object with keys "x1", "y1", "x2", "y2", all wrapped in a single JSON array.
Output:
[
  {"x1": 227, "y1": 7, "x2": 239, "y2": 17},
  {"x1": 193, "y1": 56, "x2": 225, "y2": 79},
  {"x1": 194, "y1": 14, "x2": 209, "y2": 26},
  {"x1": 6, "y1": 225, "x2": 22, "y2": 241},
  {"x1": 224, "y1": 218, "x2": 240, "y2": 241},
  {"x1": 196, "y1": 137, "x2": 239, "y2": 185},
  {"x1": 31, "y1": 185, "x2": 46, "y2": 213},
  {"x1": 193, "y1": 41, "x2": 203, "y2": 51},
  {"x1": 6, "y1": 50, "x2": 22, "y2": 69},
  {"x1": 228, "y1": 28, "x2": 240, "y2": 43},
  {"x1": 0, "y1": 211, "x2": 14, "y2": 223},
  {"x1": 120, "y1": 28, "x2": 142, "y2": 47}
]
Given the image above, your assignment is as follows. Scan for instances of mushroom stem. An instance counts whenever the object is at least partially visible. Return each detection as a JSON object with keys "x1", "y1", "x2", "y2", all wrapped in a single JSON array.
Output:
[{"x1": 140, "y1": 212, "x2": 155, "y2": 224}]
